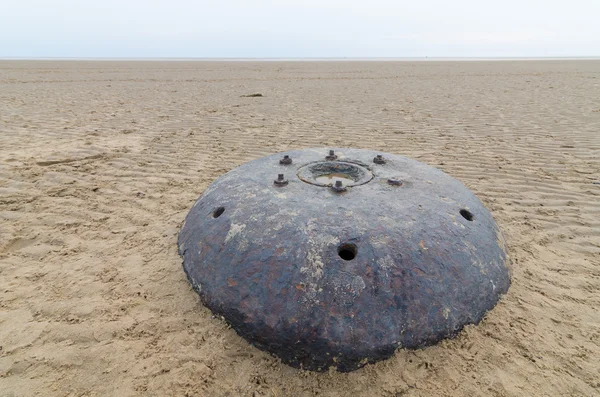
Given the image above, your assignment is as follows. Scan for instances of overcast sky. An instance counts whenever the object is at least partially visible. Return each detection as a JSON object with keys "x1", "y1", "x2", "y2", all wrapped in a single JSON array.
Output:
[{"x1": 1, "y1": 0, "x2": 599, "y2": 58}]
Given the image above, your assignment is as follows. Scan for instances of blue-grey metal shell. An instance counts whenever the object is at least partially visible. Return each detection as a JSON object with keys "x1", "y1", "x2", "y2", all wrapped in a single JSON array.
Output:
[{"x1": 178, "y1": 148, "x2": 510, "y2": 372}]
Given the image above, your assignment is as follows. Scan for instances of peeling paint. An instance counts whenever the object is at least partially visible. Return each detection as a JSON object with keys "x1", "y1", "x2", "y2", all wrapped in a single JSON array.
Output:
[{"x1": 225, "y1": 223, "x2": 246, "y2": 243}]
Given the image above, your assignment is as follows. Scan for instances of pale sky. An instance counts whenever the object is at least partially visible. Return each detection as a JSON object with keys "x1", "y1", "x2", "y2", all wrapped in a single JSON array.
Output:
[{"x1": 1, "y1": 0, "x2": 599, "y2": 58}]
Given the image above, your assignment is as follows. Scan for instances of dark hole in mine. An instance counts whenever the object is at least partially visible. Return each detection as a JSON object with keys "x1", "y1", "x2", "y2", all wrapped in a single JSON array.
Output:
[
  {"x1": 460, "y1": 209, "x2": 474, "y2": 221},
  {"x1": 212, "y1": 207, "x2": 225, "y2": 218},
  {"x1": 338, "y1": 243, "x2": 357, "y2": 261}
]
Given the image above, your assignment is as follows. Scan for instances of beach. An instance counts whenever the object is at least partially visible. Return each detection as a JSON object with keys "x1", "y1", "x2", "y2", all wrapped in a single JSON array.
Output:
[{"x1": 1, "y1": 60, "x2": 599, "y2": 396}]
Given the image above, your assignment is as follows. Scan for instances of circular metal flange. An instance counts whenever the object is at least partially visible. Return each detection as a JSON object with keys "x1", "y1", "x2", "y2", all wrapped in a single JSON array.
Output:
[
  {"x1": 296, "y1": 160, "x2": 373, "y2": 188},
  {"x1": 178, "y1": 148, "x2": 511, "y2": 372}
]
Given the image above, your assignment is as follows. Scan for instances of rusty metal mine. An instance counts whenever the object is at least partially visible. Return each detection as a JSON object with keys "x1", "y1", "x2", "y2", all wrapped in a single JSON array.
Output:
[{"x1": 178, "y1": 148, "x2": 511, "y2": 372}]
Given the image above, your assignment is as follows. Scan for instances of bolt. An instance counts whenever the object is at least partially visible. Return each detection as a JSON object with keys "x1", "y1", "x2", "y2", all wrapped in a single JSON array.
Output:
[
  {"x1": 279, "y1": 155, "x2": 292, "y2": 165},
  {"x1": 325, "y1": 149, "x2": 338, "y2": 160},
  {"x1": 331, "y1": 180, "x2": 347, "y2": 192},
  {"x1": 387, "y1": 178, "x2": 403, "y2": 186},
  {"x1": 373, "y1": 154, "x2": 386, "y2": 164},
  {"x1": 274, "y1": 173, "x2": 288, "y2": 186}
]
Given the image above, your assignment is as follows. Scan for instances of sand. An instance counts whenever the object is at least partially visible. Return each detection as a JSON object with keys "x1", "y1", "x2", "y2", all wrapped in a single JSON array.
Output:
[{"x1": 0, "y1": 60, "x2": 599, "y2": 397}]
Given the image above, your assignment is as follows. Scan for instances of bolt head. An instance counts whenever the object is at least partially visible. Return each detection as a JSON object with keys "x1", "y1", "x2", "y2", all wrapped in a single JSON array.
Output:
[
  {"x1": 331, "y1": 180, "x2": 347, "y2": 192},
  {"x1": 325, "y1": 150, "x2": 338, "y2": 160},
  {"x1": 274, "y1": 174, "x2": 289, "y2": 186},
  {"x1": 374, "y1": 155, "x2": 386, "y2": 164}
]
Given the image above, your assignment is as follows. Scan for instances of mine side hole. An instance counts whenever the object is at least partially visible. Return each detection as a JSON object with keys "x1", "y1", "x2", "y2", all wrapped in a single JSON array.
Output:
[
  {"x1": 338, "y1": 243, "x2": 357, "y2": 261},
  {"x1": 212, "y1": 207, "x2": 225, "y2": 218},
  {"x1": 460, "y1": 209, "x2": 474, "y2": 221}
]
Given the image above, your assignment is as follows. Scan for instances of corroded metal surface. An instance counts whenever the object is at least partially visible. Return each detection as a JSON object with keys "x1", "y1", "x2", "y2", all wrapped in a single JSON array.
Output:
[{"x1": 178, "y1": 148, "x2": 511, "y2": 372}]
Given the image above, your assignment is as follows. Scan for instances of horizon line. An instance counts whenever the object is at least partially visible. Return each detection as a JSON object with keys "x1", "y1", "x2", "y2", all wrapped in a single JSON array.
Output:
[{"x1": 1, "y1": 56, "x2": 600, "y2": 62}]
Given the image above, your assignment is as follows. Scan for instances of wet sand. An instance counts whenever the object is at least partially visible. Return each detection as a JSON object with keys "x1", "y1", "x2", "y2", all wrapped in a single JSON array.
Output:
[{"x1": 1, "y1": 60, "x2": 599, "y2": 396}]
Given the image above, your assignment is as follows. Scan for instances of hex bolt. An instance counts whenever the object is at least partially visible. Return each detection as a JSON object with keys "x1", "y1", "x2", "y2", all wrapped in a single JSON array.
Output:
[
  {"x1": 325, "y1": 150, "x2": 338, "y2": 161},
  {"x1": 331, "y1": 180, "x2": 347, "y2": 192},
  {"x1": 373, "y1": 154, "x2": 386, "y2": 164},
  {"x1": 279, "y1": 155, "x2": 292, "y2": 165},
  {"x1": 274, "y1": 173, "x2": 289, "y2": 186},
  {"x1": 387, "y1": 177, "x2": 403, "y2": 186}
]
